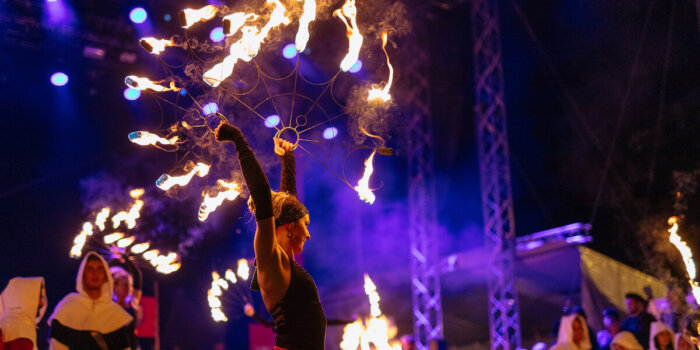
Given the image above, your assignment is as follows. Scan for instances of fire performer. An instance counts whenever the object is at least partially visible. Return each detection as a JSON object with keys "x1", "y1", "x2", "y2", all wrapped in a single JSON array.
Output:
[{"x1": 215, "y1": 123, "x2": 326, "y2": 350}]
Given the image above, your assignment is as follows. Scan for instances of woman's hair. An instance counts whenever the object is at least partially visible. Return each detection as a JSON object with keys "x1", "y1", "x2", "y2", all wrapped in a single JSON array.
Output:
[
  {"x1": 110, "y1": 266, "x2": 133, "y2": 289},
  {"x1": 248, "y1": 190, "x2": 308, "y2": 226}
]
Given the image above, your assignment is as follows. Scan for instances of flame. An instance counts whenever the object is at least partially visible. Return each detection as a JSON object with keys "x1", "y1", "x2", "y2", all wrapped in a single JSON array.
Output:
[
  {"x1": 367, "y1": 32, "x2": 393, "y2": 103},
  {"x1": 334, "y1": 0, "x2": 363, "y2": 72},
  {"x1": 198, "y1": 180, "x2": 241, "y2": 222},
  {"x1": 129, "y1": 131, "x2": 179, "y2": 146},
  {"x1": 364, "y1": 274, "x2": 381, "y2": 317},
  {"x1": 354, "y1": 150, "x2": 376, "y2": 204},
  {"x1": 237, "y1": 258, "x2": 250, "y2": 280},
  {"x1": 208, "y1": 292, "x2": 222, "y2": 308},
  {"x1": 95, "y1": 208, "x2": 110, "y2": 231},
  {"x1": 70, "y1": 222, "x2": 94, "y2": 258},
  {"x1": 668, "y1": 217, "x2": 700, "y2": 302},
  {"x1": 117, "y1": 236, "x2": 136, "y2": 248},
  {"x1": 211, "y1": 307, "x2": 228, "y2": 322},
  {"x1": 295, "y1": 0, "x2": 316, "y2": 52},
  {"x1": 156, "y1": 162, "x2": 210, "y2": 191},
  {"x1": 203, "y1": 0, "x2": 289, "y2": 87},
  {"x1": 180, "y1": 5, "x2": 218, "y2": 29},
  {"x1": 143, "y1": 249, "x2": 160, "y2": 261},
  {"x1": 156, "y1": 261, "x2": 181, "y2": 274},
  {"x1": 150, "y1": 252, "x2": 181, "y2": 274},
  {"x1": 125, "y1": 76, "x2": 180, "y2": 92},
  {"x1": 139, "y1": 37, "x2": 174, "y2": 55},
  {"x1": 223, "y1": 12, "x2": 257, "y2": 36},
  {"x1": 112, "y1": 190, "x2": 145, "y2": 229},
  {"x1": 104, "y1": 232, "x2": 124, "y2": 244},
  {"x1": 131, "y1": 242, "x2": 150, "y2": 254},
  {"x1": 340, "y1": 320, "x2": 367, "y2": 350},
  {"x1": 225, "y1": 269, "x2": 238, "y2": 284},
  {"x1": 340, "y1": 274, "x2": 401, "y2": 350}
]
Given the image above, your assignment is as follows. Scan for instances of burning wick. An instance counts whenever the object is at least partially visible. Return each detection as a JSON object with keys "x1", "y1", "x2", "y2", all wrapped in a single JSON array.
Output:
[
  {"x1": 354, "y1": 150, "x2": 377, "y2": 204},
  {"x1": 223, "y1": 12, "x2": 257, "y2": 36},
  {"x1": 367, "y1": 32, "x2": 394, "y2": 103},
  {"x1": 129, "y1": 131, "x2": 179, "y2": 147},
  {"x1": 668, "y1": 216, "x2": 700, "y2": 302},
  {"x1": 198, "y1": 180, "x2": 241, "y2": 222},
  {"x1": 180, "y1": 5, "x2": 218, "y2": 29},
  {"x1": 202, "y1": 0, "x2": 289, "y2": 87},
  {"x1": 156, "y1": 162, "x2": 210, "y2": 191},
  {"x1": 334, "y1": 0, "x2": 363, "y2": 72},
  {"x1": 295, "y1": 0, "x2": 317, "y2": 52},
  {"x1": 139, "y1": 37, "x2": 174, "y2": 55},
  {"x1": 125, "y1": 76, "x2": 180, "y2": 92}
]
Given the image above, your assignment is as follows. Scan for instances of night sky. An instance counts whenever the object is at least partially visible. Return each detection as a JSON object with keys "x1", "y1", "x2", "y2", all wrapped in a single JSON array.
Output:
[{"x1": 1, "y1": 0, "x2": 699, "y2": 348}]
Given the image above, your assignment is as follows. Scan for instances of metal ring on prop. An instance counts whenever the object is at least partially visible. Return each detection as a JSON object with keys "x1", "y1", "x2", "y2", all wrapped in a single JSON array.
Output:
[
  {"x1": 274, "y1": 127, "x2": 300, "y2": 151},
  {"x1": 206, "y1": 112, "x2": 229, "y2": 133}
]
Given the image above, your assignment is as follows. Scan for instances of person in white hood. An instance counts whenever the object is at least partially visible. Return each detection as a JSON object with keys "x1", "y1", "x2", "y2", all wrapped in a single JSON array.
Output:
[
  {"x1": 611, "y1": 331, "x2": 644, "y2": 350},
  {"x1": 0, "y1": 277, "x2": 47, "y2": 350},
  {"x1": 47, "y1": 252, "x2": 133, "y2": 350},
  {"x1": 551, "y1": 314, "x2": 592, "y2": 350},
  {"x1": 674, "y1": 333, "x2": 694, "y2": 350},
  {"x1": 649, "y1": 322, "x2": 674, "y2": 350}
]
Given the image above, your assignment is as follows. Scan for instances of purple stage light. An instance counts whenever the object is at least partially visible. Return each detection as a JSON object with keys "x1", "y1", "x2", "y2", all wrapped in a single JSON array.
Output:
[
  {"x1": 202, "y1": 102, "x2": 218, "y2": 115},
  {"x1": 282, "y1": 44, "x2": 297, "y2": 59},
  {"x1": 123, "y1": 88, "x2": 141, "y2": 101},
  {"x1": 50, "y1": 72, "x2": 69, "y2": 86},
  {"x1": 210, "y1": 27, "x2": 225, "y2": 43},
  {"x1": 130, "y1": 7, "x2": 148, "y2": 24},
  {"x1": 323, "y1": 127, "x2": 338, "y2": 139},
  {"x1": 348, "y1": 60, "x2": 363, "y2": 73},
  {"x1": 264, "y1": 115, "x2": 280, "y2": 128}
]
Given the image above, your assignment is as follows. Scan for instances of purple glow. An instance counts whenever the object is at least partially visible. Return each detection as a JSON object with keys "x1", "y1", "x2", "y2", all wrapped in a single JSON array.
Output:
[
  {"x1": 323, "y1": 127, "x2": 338, "y2": 139},
  {"x1": 264, "y1": 115, "x2": 280, "y2": 128},
  {"x1": 50, "y1": 72, "x2": 69, "y2": 86},
  {"x1": 45, "y1": 0, "x2": 71, "y2": 24},
  {"x1": 348, "y1": 60, "x2": 363, "y2": 73},
  {"x1": 130, "y1": 7, "x2": 148, "y2": 24},
  {"x1": 282, "y1": 44, "x2": 297, "y2": 59},
  {"x1": 123, "y1": 88, "x2": 141, "y2": 101},
  {"x1": 210, "y1": 27, "x2": 225, "y2": 43},
  {"x1": 202, "y1": 102, "x2": 218, "y2": 115}
]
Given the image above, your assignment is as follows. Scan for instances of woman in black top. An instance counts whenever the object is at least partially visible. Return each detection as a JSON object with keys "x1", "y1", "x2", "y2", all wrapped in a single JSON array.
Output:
[{"x1": 216, "y1": 123, "x2": 326, "y2": 350}]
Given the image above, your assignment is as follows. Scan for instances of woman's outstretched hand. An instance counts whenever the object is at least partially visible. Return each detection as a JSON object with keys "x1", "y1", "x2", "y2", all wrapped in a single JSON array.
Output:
[
  {"x1": 274, "y1": 137, "x2": 294, "y2": 156},
  {"x1": 215, "y1": 122, "x2": 239, "y2": 142}
]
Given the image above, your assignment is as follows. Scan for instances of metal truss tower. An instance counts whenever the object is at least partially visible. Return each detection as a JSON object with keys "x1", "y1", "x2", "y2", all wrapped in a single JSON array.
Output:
[
  {"x1": 406, "y1": 26, "x2": 443, "y2": 350},
  {"x1": 471, "y1": 0, "x2": 522, "y2": 349}
]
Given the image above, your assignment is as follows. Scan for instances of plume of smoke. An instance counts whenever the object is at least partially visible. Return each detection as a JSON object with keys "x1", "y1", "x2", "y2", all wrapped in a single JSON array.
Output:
[
  {"x1": 345, "y1": 82, "x2": 395, "y2": 145},
  {"x1": 673, "y1": 169, "x2": 700, "y2": 215},
  {"x1": 363, "y1": 1, "x2": 412, "y2": 40}
]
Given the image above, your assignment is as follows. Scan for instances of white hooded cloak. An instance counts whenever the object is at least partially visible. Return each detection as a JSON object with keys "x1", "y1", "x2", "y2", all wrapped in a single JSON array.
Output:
[
  {"x1": 0, "y1": 277, "x2": 47, "y2": 350},
  {"x1": 612, "y1": 331, "x2": 644, "y2": 350},
  {"x1": 48, "y1": 252, "x2": 132, "y2": 349},
  {"x1": 550, "y1": 314, "x2": 593, "y2": 350},
  {"x1": 649, "y1": 321, "x2": 674, "y2": 350}
]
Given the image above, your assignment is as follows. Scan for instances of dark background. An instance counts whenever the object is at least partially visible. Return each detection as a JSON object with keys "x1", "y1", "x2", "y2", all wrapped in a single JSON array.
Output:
[{"x1": 1, "y1": 0, "x2": 699, "y2": 348}]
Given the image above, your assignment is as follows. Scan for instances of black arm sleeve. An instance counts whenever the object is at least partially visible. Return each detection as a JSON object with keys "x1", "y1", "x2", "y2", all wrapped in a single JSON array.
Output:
[
  {"x1": 251, "y1": 312, "x2": 274, "y2": 328},
  {"x1": 279, "y1": 152, "x2": 297, "y2": 196},
  {"x1": 216, "y1": 124, "x2": 273, "y2": 220}
]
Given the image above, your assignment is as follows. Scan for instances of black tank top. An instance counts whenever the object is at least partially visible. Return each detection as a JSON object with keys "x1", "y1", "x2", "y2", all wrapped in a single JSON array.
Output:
[{"x1": 251, "y1": 256, "x2": 327, "y2": 350}]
